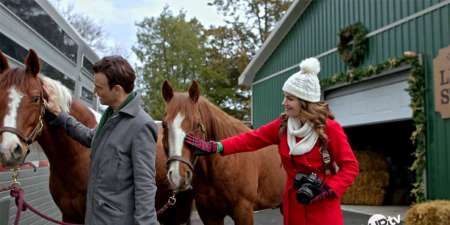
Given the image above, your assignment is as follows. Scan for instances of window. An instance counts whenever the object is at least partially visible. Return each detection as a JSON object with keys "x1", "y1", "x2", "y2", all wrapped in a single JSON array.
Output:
[
  {"x1": 1, "y1": 31, "x2": 75, "y2": 91},
  {"x1": 41, "y1": 61, "x2": 75, "y2": 91},
  {"x1": 0, "y1": 32, "x2": 27, "y2": 62},
  {"x1": 81, "y1": 87, "x2": 95, "y2": 103},
  {"x1": 0, "y1": 0, "x2": 78, "y2": 62},
  {"x1": 82, "y1": 56, "x2": 94, "y2": 75}
]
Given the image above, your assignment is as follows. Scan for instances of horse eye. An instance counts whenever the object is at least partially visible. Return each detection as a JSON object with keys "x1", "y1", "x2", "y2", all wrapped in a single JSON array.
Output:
[{"x1": 31, "y1": 96, "x2": 40, "y2": 104}]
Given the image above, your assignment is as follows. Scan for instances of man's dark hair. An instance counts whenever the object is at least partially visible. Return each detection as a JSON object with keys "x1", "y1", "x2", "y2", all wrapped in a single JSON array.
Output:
[{"x1": 93, "y1": 56, "x2": 135, "y2": 93}]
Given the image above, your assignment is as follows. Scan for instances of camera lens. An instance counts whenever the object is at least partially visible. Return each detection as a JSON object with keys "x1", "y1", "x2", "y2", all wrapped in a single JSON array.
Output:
[
  {"x1": 293, "y1": 173, "x2": 305, "y2": 190},
  {"x1": 297, "y1": 186, "x2": 314, "y2": 204}
]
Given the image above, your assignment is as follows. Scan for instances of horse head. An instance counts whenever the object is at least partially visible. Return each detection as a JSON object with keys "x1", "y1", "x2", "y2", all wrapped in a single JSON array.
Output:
[
  {"x1": 161, "y1": 80, "x2": 208, "y2": 191},
  {"x1": 0, "y1": 49, "x2": 45, "y2": 167}
]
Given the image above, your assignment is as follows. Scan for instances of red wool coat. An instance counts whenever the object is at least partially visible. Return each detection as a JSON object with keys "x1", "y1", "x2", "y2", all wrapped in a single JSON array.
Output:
[{"x1": 221, "y1": 117, "x2": 359, "y2": 225}]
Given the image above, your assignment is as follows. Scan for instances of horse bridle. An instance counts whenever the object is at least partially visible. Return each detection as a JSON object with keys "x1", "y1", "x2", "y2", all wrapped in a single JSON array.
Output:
[
  {"x1": 166, "y1": 122, "x2": 206, "y2": 174},
  {"x1": 0, "y1": 92, "x2": 45, "y2": 146}
]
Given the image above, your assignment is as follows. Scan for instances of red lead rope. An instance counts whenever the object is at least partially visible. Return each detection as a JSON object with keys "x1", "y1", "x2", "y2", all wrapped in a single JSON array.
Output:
[
  {"x1": 9, "y1": 184, "x2": 82, "y2": 225},
  {"x1": 156, "y1": 192, "x2": 177, "y2": 215}
]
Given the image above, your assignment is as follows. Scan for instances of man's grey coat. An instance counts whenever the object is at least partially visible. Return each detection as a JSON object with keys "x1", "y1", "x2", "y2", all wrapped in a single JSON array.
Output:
[{"x1": 52, "y1": 95, "x2": 158, "y2": 225}]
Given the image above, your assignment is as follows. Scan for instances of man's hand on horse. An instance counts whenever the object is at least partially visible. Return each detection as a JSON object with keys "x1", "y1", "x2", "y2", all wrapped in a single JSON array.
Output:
[
  {"x1": 42, "y1": 82, "x2": 62, "y2": 117},
  {"x1": 184, "y1": 134, "x2": 222, "y2": 156}
]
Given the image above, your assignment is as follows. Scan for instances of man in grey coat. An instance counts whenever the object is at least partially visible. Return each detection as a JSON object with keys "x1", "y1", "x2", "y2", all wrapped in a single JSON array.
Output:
[{"x1": 44, "y1": 56, "x2": 158, "y2": 225}]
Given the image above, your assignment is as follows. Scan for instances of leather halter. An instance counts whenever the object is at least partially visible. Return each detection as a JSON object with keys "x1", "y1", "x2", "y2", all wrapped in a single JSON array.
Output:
[
  {"x1": 0, "y1": 93, "x2": 45, "y2": 146},
  {"x1": 166, "y1": 122, "x2": 206, "y2": 173},
  {"x1": 158, "y1": 122, "x2": 207, "y2": 214}
]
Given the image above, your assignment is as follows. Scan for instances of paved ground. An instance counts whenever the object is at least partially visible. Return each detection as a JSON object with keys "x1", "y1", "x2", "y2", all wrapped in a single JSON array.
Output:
[{"x1": 191, "y1": 208, "x2": 404, "y2": 225}]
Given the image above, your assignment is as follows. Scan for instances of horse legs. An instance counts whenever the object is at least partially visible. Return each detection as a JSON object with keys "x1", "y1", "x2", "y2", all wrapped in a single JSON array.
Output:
[
  {"x1": 196, "y1": 204, "x2": 225, "y2": 225},
  {"x1": 62, "y1": 213, "x2": 84, "y2": 224},
  {"x1": 60, "y1": 197, "x2": 85, "y2": 223},
  {"x1": 230, "y1": 201, "x2": 254, "y2": 225},
  {"x1": 197, "y1": 215, "x2": 224, "y2": 225}
]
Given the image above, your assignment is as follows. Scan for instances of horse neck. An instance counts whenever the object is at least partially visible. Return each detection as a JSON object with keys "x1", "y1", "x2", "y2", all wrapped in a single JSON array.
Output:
[
  {"x1": 194, "y1": 100, "x2": 253, "y2": 184},
  {"x1": 37, "y1": 100, "x2": 95, "y2": 168},
  {"x1": 198, "y1": 100, "x2": 251, "y2": 140}
]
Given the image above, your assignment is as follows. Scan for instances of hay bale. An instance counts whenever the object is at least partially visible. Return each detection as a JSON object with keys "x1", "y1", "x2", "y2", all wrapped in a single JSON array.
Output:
[
  {"x1": 404, "y1": 200, "x2": 450, "y2": 225},
  {"x1": 342, "y1": 151, "x2": 390, "y2": 205},
  {"x1": 355, "y1": 150, "x2": 389, "y2": 172},
  {"x1": 351, "y1": 171, "x2": 389, "y2": 188},
  {"x1": 341, "y1": 170, "x2": 389, "y2": 205},
  {"x1": 342, "y1": 185, "x2": 386, "y2": 205}
]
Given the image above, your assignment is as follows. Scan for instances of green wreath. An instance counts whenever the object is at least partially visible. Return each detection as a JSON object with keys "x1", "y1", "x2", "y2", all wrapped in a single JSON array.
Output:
[{"x1": 337, "y1": 22, "x2": 368, "y2": 67}]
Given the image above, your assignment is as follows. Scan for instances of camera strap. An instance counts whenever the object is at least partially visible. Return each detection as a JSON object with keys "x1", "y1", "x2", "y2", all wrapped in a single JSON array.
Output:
[
  {"x1": 320, "y1": 144, "x2": 333, "y2": 175},
  {"x1": 289, "y1": 145, "x2": 334, "y2": 175},
  {"x1": 280, "y1": 115, "x2": 335, "y2": 175}
]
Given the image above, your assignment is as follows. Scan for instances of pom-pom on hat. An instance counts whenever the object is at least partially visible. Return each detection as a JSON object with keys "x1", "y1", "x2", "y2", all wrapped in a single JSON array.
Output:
[{"x1": 282, "y1": 57, "x2": 321, "y2": 102}]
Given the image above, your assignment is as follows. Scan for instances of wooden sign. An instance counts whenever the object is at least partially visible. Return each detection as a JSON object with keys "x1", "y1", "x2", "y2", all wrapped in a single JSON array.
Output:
[{"x1": 433, "y1": 45, "x2": 450, "y2": 119}]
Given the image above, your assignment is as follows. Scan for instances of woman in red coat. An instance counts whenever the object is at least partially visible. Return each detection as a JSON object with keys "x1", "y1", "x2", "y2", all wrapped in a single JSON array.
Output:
[{"x1": 185, "y1": 57, "x2": 359, "y2": 225}]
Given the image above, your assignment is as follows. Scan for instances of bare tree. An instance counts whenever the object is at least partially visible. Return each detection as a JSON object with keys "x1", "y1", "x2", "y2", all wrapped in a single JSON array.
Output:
[{"x1": 51, "y1": 0, "x2": 120, "y2": 56}]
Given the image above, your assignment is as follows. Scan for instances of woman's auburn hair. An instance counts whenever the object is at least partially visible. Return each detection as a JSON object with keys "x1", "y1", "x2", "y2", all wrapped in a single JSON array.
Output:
[{"x1": 279, "y1": 99, "x2": 334, "y2": 148}]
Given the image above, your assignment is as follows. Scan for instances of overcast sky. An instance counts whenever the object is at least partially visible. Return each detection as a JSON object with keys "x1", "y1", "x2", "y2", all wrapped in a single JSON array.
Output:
[{"x1": 48, "y1": 0, "x2": 226, "y2": 64}]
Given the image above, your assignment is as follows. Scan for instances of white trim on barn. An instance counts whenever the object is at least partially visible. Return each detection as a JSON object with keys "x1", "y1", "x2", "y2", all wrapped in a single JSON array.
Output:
[{"x1": 238, "y1": 0, "x2": 312, "y2": 86}]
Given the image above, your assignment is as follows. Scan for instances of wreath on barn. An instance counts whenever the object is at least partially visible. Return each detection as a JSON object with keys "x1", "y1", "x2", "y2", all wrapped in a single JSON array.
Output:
[{"x1": 337, "y1": 22, "x2": 368, "y2": 67}]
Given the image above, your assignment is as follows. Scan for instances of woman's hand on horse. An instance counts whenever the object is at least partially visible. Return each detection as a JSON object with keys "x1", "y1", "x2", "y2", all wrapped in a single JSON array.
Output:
[
  {"x1": 43, "y1": 83, "x2": 62, "y2": 116},
  {"x1": 184, "y1": 134, "x2": 221, "y2": 156}
]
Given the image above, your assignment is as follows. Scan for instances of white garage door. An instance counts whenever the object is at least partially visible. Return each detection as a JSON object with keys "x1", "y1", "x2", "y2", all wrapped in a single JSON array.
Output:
[{"x1": 324, "y1": 66, "x2": 412, "y2": 127}]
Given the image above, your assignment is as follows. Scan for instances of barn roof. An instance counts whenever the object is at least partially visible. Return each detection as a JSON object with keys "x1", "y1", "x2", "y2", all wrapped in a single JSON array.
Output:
[{"x1": 238, "y1": 0, "x2": 312, "y2": 86}]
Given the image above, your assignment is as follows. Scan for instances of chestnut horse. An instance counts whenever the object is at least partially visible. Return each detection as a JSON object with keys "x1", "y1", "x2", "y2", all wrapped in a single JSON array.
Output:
[
  {"x1": 155, "y1": 129, "x2": 195, "y2": 225},
  {"x1": 0, "y1": 49, "x2": 93, "y2": 223},
  {"x1": 161, "y1": 80, "x2": 286, "y2": 225},
  {"x1": 0, "y1": 50, "x2": 192, "y2": 224}
]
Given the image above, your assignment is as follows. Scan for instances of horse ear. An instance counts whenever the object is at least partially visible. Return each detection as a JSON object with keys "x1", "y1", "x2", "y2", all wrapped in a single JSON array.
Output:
[
  {"x1": 188, "y1": 80, "x2": 200, "y2": 103},
  {"x1": 0, "y1": 50, "x2": 10, "y2": 74},
  {"x1": 24, "y1": 49, "x2": 40, "y2": 76},
  {"x1": 162, "y1": 80, "x2": 174, "y2": 102}
]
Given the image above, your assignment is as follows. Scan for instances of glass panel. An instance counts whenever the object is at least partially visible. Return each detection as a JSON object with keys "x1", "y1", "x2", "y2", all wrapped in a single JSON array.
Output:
[
  {"x1": 81, "y1": 86, "x2": 95, "y2": 103},
  {"x1": 0, "y1": 31, "x2": 75, "y2": 91},
  {"x1": 0, "y1": 32, "x2": 27, "y2": 62},
  {"x1": 41, "y1": 61, "x2": 75, "y2": 91},
  {"x1": 82, "y1": 56, "x2": 94, "y2": 75},
  {"x1": 0, "y1": 0, "x2": 78, "y2": 62}
]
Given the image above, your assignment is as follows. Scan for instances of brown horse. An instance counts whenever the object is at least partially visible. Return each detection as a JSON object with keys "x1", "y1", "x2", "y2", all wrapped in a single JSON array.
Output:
[
  {"x1": 155, "y1": 128, "x2": 195, "y2": 225},
  {"x1": 0, "y1": 50, "x2": 192, "y2": 224},
  {"x1": 0, "y1": 49, "x2": 93, "y2": 223},
  {"x1": 161, "y1": 80, "x2": 287, "y2": 225}
]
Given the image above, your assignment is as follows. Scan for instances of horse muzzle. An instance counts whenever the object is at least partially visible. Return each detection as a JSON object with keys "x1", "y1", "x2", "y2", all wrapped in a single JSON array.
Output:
[
  {"x1": 167, "y1": 166, "x2": 193, "y2": 191},
  {"x1": 0, "y1": 143, "x2": 26, "y2": 167}
]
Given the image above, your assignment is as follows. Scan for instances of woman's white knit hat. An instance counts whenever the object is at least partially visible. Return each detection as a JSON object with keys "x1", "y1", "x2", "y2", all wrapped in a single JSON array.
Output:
[{"x1": 282, "y1": 57, "x2": 321, "y2": 102}]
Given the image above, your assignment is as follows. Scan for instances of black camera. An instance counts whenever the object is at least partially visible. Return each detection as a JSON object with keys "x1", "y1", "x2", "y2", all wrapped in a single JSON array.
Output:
[{"x1": 293, "y1": 172, "x2": 324, "y2": 204}]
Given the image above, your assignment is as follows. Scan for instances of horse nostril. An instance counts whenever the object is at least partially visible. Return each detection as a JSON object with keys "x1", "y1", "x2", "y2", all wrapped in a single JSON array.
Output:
[
  {"x1": 167, "y1": 170, "x2": 174, "y2": 180},
  {"x1": 11, "y1": 144, "x2": 24, "y2": 160},
  {"x1": 14, "y1": 144, "x2": 22, "y2": 155},
  {"x1": 186, "y1": 170, "x2": 192, "y2": 181}
]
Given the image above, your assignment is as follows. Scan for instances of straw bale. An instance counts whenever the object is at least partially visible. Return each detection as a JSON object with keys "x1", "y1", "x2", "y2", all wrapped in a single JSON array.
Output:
[{"x1": 404, "y1": 200, "x2": 450, "y2": 225}]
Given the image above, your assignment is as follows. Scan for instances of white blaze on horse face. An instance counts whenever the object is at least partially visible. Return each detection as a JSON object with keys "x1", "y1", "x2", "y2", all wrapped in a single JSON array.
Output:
[
  {"x1": 0, "y1": 87, "x2": 23, "y2": 157},
  {"x1": 167, "y1": 113, "x2": 187, "y2": 188}
]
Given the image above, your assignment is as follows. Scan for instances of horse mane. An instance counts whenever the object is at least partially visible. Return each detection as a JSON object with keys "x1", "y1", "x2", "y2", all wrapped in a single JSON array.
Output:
[
  {"x1": 40, "y1": 76, "x2": 72, "y2": 113},
  {"x1": 166, "y1": 93, "x2": 251, "y2": 141},
  {"x1": 197, "y1": 96, "x2": 251, "y2": 140}
]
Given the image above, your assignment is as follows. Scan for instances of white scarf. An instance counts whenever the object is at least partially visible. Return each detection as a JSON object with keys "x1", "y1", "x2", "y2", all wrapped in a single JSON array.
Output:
[{"x1": 287, "y1": 117, "x2": 318, "y2": 155}]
